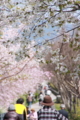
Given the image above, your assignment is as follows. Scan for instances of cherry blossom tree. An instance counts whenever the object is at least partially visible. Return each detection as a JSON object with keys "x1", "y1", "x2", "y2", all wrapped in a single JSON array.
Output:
[
  {"x1": 37, "y1": 32, "x2": 80, "y2": 111},
  {"x1": 0, "y1": 46, "x2": 52, "y2": 110},
  {"x1": 0, "y1": 0, "x2": 80, "y2": 55},
  {"x1": 0, "y1": 0, "x2": 80, "y2": 112}
]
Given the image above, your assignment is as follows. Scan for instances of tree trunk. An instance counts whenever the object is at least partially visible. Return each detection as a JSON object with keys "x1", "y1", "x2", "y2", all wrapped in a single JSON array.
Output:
[{"x1": 73, "y1": 95, "x2": 76, "y2": 113}]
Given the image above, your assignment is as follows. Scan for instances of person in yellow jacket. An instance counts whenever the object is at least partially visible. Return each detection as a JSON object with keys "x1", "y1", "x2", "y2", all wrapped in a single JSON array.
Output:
[{"x1": 15, "y1": 98, "x2": 27, "y2": 120}]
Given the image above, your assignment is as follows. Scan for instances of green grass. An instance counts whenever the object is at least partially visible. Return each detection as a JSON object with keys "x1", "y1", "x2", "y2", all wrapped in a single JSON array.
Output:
[
  {"x1": 76, "y1": 103, "x2": 80, "y2": 115},
  {"x1": 54, "y1": 103, "x2": 60, "y2": 110},
  {"x1": 54, "y1": 100, "x2": 80, "y2": 120},
  {"x1": 71, "y1": 103, "x2": 80, "y2": 120},
  {"x1": 54, "y1": 102, "x2": 80, "y2": 119}
]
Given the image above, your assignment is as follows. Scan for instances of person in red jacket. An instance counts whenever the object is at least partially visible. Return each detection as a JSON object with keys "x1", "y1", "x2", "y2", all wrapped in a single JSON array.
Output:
[{"x1": 3, "y1": 104, "x2": 21, "y2": 120}]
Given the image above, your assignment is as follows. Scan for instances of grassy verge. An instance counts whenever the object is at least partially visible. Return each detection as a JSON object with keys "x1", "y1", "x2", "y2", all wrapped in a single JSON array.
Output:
[
  {"x1": 54, "y1": 103, "x2": 60, "y2": 110},
  {"x1": 70, "y1": 102, "x2": 80, "y2": 120},
  {"x1": 54, "y1": 102, "x2": 80, "y2": 120}
]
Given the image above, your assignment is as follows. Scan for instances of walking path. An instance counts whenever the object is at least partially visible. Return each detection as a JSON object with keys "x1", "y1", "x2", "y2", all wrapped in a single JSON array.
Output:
[{"x1": 31, "y1": 92, "x2": 56, "y2": 111}]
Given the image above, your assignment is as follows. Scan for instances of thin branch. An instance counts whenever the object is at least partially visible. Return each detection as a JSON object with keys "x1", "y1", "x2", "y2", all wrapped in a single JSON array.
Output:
[
  {"x1": 43, "y1": 1, "x2": 55, "y2": 6},
  {"x1": 0, "y1": 54, "x2": 36, "y2": 82},
  {"x1": 25, "y1": 24, "x2": 80, "y2": 51}
]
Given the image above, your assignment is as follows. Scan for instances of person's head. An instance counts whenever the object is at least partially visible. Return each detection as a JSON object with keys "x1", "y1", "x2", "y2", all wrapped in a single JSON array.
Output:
[
  {"x1": 28, "y1": 90, "x2": 31, "y2": 94},
  {"x1": 26, "y1": 106, "x2": 29, "y2": 110},
  {"x1": 41, "y1": 95, "x2": 54, "y2": 106},
  {"x1": 16, "y1": 98, "x2": 24, "y2": 104},
  {"x1": 31, "y1": 109, "x2": 35, "y2": 113},
  {"x1": 46, "y1": 89, "x2": 51, "y2": 96},
  {"x1": 28, "y1": 94, "x2": 31, "y2": 96},
  {"x1": 8, "y1": 104, "x2": 15, "y2": 111},
  {"x1": 40, "y1": 91, "x2": 42, "y2": 94},
  {"x1": 60, "y1": 104, "x2": 65, "y2": 109}
]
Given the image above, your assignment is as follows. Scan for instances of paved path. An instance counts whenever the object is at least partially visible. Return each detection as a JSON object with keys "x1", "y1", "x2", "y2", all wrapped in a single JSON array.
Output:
[
  {"x1": 30, "y1": 81, "x2": 56, "y2": 112},
  {"x1": 31, "y1": 92, "x2": 56, "y2": 112},
  {"x1": 31, "y1": 102, "x2": 42, "y2": 111}
]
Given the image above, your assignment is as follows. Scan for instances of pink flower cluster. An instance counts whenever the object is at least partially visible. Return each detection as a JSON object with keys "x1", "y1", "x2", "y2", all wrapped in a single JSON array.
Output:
[{"x1": 0, "y1": 63, "x2": 51, "y2": 110}]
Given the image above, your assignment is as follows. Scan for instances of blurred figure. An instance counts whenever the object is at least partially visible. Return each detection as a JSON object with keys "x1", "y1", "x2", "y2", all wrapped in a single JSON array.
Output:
[
  {"x1": 28, "y1": 91, "x2": 33, "y2": 98},
  {"x1": 46, "y1": 89, "x2": 51, "y2": 96},
  {"x1": 38, "y1": 84, "x2": 43, "y2": 91},
  {"x1": 37, "y1": 95, "x2": 68, "y2": 120},
  {"x1": 15, "y1": 98, "x2": 27, "y2": 120},
  {"x1": 26, "y1": 106, "x2": 31, "y2": 120},
  {"x1": 45, "y1": 89, "x2": 54, "y2": 102},
  {"x1": 29, "y1": 109, "x2": 37, "y2": 120},
  {"x1": 44, "y1": 85, "x2": 48, "y2": 95},
  {"x1": 26, "y1": 106, "x2": 30, "y2": 115},
  {"x1": 39, "y1": 92, "x2": 44, "y2": 105},
  {"x1": 28, "y1": 90, "x2": 31, "y2": 95},
  {"x1": 59, "y1": 104, "x2": 68, "y2": 118},
  {"x1": 27, "y1": 94, "x2": 33, "y2": 108},
  {"x1": 3, "y1": 104, "x2": 21, "y2": 120}
]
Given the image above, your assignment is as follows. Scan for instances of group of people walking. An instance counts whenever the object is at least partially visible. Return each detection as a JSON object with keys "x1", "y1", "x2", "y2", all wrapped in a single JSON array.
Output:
[
  {"x1": 3, "y1": 86, "x2": 69, "y2": 120},
  {"x1": 38, "y1": 86, "x2": 68, "y2": 120},
  {"x1": 38, "y1": 95, "x2": 68, "y2": 120},
  {"x1": 3, "y1": 98, "x2": 26, "y2": 120}
]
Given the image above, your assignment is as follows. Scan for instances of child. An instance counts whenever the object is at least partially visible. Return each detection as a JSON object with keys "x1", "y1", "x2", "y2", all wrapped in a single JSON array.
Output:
[{"x1": 28, "y1": 109, "x2": 37, "y2": 120}]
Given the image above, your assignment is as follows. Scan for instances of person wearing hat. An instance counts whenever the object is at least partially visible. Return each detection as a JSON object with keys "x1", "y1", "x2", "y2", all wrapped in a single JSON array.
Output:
[
  {"x1": 59, "y1": 104, "x2": 68, "y2": 118},
  {"x1": 3, "y1": 104, "x2": 21, "y2": 120},
  {"x1": 46, "y1": 89, "x2": 51, "y2": 96},
  {"x1": 37, "y1": 95, "x2": 69, "y2": 120}
]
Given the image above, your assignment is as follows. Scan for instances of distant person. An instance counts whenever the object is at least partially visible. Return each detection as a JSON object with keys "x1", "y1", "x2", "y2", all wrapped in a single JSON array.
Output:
[
  {"x1": 38, "y1": 84, "x2": 43, "y2": 91},
  {"x1": 46, "y1": 89, "x2": 51, "y2": 96},
  {"x1": 27, "y1": 94, "x2": 33, "y2": 108},
  {"x1": 28, "y1": 109, "x2": 37, "y2": 120},
  {"x1": 28, "y1": 90, "x2": 31, "y2": 95},
  {"x1": 39, "y1": 92, "x2": 44, "y2": 105},
  {"x1": 37, "y1": 95, "x2": 68, "y2": 120},
  {"x1": 26, "y1": 106, "x2": 31, "y2": 119},
  {"x1": 26, "y1": 106, "x2": 30, "y2": 115},
  {"x1": 15, "y1": 98, "x2": 27, "y2": 120},
  {"x1": 59, "y1": 104, "x2": 68, "y2": 118},
  {"x1": 46, "y1": 89, "x2": 54, "y2": 102},
  {"x1": 3, "y1": 104, "x2": 21, "y2": 120},
  {"x1": 28, "y1": 91, "x2": 33, "y2": 98},
  {"x1": 44, "y1": 85, "x2": 48, "y2": 95}
]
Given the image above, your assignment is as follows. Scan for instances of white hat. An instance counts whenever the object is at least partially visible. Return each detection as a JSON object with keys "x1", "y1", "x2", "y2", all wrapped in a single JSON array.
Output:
[{"x1": 60, "y1": 104, "x2": 65, "y2": 108}]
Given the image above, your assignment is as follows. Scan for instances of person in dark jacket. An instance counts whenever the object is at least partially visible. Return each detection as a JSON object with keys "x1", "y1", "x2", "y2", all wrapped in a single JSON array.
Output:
[
  {"x1": 26, "y1": 106, "x2": 30, "y2": 115},
  {"x1": 3, "y1": 104, "x2": 21, "y2": 120},
  {"x1": 59, "y1": 104, "x2": 68, "y2": 118}
]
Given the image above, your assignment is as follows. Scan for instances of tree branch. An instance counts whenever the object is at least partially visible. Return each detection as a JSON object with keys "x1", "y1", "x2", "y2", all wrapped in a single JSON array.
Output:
[{"x1": 0, "y1": 54, "x2": 36, "y2": 82}]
